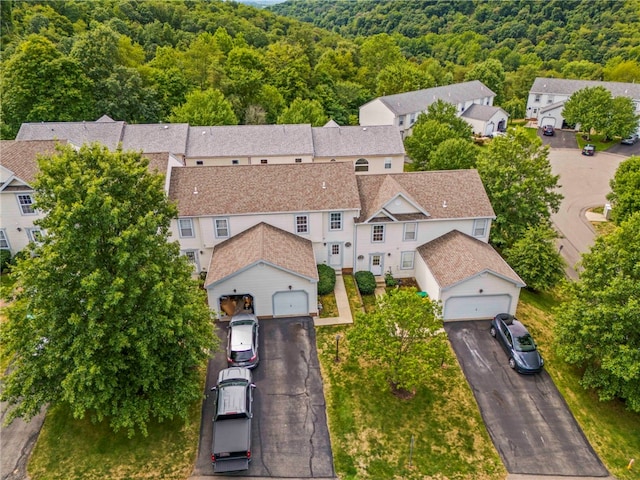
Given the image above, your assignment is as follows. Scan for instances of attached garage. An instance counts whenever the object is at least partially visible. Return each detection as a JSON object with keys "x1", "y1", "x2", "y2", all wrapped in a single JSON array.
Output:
[
  {"x1": 204, "y1": 223, "x2": 319, "y2": 319},
  {"x1": 444, "y1": 294, "x2": 512, "y2": 321},
  {"x1": 416, "y1": 231, "x2": 525, "y2": 321},
  {"x1": 273, "y1": 290, "x2": 309, "y2": 317}
]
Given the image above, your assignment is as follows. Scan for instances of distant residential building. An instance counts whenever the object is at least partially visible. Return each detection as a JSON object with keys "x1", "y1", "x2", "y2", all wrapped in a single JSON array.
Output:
[
  {"x1": 359, "y1": 80, "x2": 507, "y2": 137},
  {"x1": 526, "y1": 77, "x2": 640, "y2": 132},
  {"x1": 16, "y1": 118, "x2": 406, "y2": 174}
]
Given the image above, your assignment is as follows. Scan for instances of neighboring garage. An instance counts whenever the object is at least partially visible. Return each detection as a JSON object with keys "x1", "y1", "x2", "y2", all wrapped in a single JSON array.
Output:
[
  {"x1": 416, "y1": 231, "x2": 525, "y2": 321},
  {"x1": 205, "y1": 222, "x2": 319, "y2": 319}
]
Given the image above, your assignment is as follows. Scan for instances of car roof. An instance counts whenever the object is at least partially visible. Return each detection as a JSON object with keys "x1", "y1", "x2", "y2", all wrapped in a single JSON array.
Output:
[
  {"x1": 230, "y1": 323, "x2": 254, "y2": 351},
  {"x1": 218, "y1": 366, "x2": 252, "y2": 384}
]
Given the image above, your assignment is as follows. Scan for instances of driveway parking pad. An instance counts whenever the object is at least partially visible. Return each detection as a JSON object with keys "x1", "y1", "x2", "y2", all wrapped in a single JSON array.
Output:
[
  {"x1": 445, "y1": 320, "x2": 608, "y2": 477},
  {"x1": 194, "y1": 316, "x2": 335, "y2": 478}
]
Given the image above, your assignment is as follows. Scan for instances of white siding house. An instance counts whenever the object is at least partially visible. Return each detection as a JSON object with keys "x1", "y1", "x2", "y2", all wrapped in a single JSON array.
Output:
[{"x1": 526, "y1": 77, "x2": 640, "y2": 133}]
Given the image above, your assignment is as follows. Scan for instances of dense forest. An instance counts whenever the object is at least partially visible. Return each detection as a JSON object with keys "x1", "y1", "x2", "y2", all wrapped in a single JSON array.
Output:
[{"x1": 2, "y1": 0, "x2": 639, "y2": 139}]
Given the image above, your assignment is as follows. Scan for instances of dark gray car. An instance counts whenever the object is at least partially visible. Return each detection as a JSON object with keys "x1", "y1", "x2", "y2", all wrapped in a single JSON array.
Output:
[{"x1": 490, "y1": 313, "x2": 544, "y2": 374}]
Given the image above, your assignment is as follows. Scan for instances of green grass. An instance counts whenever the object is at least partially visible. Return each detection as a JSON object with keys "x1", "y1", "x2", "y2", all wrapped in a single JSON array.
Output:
[
  {"x1": 575, "y1": 132, "x2": 617, "y2": 152},
  {"x1": 517, "y1": 289, "x2": 640, "y2": 480},
  {"x1": 316, "y1": 324, "x2": 505, "y2": 480},
  {"x1": 27, "y1": 374, "x2": 205, "y2": 480},
  {"x1": 319, "y1": 291, "x2": 339, "y2": 317}
]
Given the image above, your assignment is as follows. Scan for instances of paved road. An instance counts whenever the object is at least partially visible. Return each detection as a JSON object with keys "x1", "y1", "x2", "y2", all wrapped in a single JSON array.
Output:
[
  {"x1": 445, "y1": 320, "x2": 609, "y2": 477},
  {"x1": 0, "y1": 402, "x2": 45, "y2": 480},
  {"x1": 192, "y1": 316, "x2": 335, "y2": 478},
  {"x1": 547, "y1": 148, "x2": 625, "y2": 279}
]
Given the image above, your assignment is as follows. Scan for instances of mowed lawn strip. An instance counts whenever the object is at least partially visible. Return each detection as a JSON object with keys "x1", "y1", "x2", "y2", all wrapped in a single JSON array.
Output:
[
  {"x1": 317, "y1": 275, "x2": 505, "y2": 479},
  {"x1": 27, "y1": 376, "x2": 204, "y2": 480},
  {"x1": 516, "y1": 289, "x2": 640, "y2": 480}
]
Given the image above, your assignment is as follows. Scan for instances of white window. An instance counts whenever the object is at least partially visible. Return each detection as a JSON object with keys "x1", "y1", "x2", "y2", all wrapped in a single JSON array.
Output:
[
  {"x1": 403, "y1": 222, "x2": 417, "y2": 241},
  {"x1": 232, "y1": 159, "x2": 239, "y2": 165},
  {"x1": 534, "y1": 94, "x2": 541, "y2": 102},
  {"x1": 17, "y1": 194, "x2": 35, "y2": 214},
  {"x1": 548, "y1": 95, "x2": 554, "y2": 104},
  {"x1": 329, "y1": 212, "x2": 342, "y2": 231},
  {"x1": 178, "y1": 218, "x2": 194, "y2": 238},
  {"x1": 215, "y1": 218, "x2": 229, "y2": 238},
  {"x1": 384, "y1": 158, "x2": 392, "y2": 169},
  {"x1": 0, "y1": 229, "x2": 9, "y2": 249},
  {"x1": 260, "y1": 159, "x2": 268, "y2": 164},
  {"x1": 473, "y1": 219, "x2": 488, "y2": 237},
  {"x1": 401, "y1": 251, "x2": 415, "y2": 269},
  {"x1": 182, "y1": 250, "x2": 199, "y2": 271},
  {"x1": 196, "y1": 160, "x2": 204, "y2": 165},
  {"x1": 295, "y1": 158, "x2": 302, "y2": 163},
  {"x1": 355, "y1": 158, "x2": 369, "y2": 172},
  {"x1": 410, "y1": 114, "x2": 416, "y2": 125},
  {"x1": 27, "y1": 228, "x2": 43, "y2": 243},
  {"x1": 398, "y1": 116, "x2": 404, "y2": 126},
  {"x1": 372, "y1": 225, "x2": 385, "y2": 242},
  {"x1": 295, "y1": 215, "x2": 309, "y2": 234}
]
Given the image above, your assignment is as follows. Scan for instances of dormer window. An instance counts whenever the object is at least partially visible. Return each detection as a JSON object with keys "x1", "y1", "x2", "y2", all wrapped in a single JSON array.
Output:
[{"x1": 355, "y1": 158, "x2": 369, "y2": 172}]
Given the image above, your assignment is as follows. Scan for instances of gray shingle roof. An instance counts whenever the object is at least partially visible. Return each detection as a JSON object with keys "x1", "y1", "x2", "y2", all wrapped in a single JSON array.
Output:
[
  {"x1": 365, "y1": 80, "x2": 496, "y2": 116},
  {"x1": 121, "y1": 123, "x2": 189, "y2": 156},
  {"x1": 205, "y1": 222, "x2": 318, "y2": 286},
  {"x1": 16, "y1": 120, "x2": 125, "y2": 150},
  {"x1": 312, "y1": 125, "x2": 405, "y2": 157},
  {"x1": 169, "y1": 162, "x2": 361, "y2": 217},
  {"x1": 186, "y1": 124, "x2": 314, "y2": 157},
  {"x1": 417, "y1": 230, "x2": 524, "y2": 289},
  {"x1": 530, "y1": 77, "x2": 640, "y2": 99},
  {"x1": 356, "y1": 170, "x2": 495, "y2": 223},
  {"x1": 1, "y1": 140, "x2": 64, "y2": 185},
  {"x1": 461, "y1": 104, "x2": 507, "y2": 121}
]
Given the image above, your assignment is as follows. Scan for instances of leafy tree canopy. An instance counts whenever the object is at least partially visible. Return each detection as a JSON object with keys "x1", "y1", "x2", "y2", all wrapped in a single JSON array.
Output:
[
  {"x1": 346, "y1": 288, "x2": 449, "y2": 395},
  {"x1": 607, "y1": 156, "x2": 640, "y2": 225},
  {"x1": 169, "y1": 88, "x2": 238, "y2": 125},
  {"x1": 0, "y1": 144, "x2": 216, "y2": 437},
  {"x1": 503, "y1": 223, "x2": 565, "y2": 292},
  {"x1": 277, "y1": 97, "x2": 327, "y2": 126},
  {"x1": 555, "y1": 212, "x2": 640, "y2": 413},
  {"x1": 475, "y1": 129, "x2": 562, "y2": 249}
]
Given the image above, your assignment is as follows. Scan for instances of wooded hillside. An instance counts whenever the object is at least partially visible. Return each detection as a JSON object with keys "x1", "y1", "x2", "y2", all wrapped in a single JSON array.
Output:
[{"x1": 2, "y1": 0, "x2": 639, "y2": 139}]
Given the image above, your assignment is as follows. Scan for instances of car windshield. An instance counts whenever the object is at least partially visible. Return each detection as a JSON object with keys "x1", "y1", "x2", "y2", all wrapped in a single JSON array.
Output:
[{"x1": 514, "y1": 333, "x2": 536, "y2": 352}]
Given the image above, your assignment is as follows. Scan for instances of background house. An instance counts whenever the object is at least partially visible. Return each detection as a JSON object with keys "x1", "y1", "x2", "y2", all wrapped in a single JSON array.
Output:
[
  {"x1": 526, "y1": 77, "x2": 640, "y2": 131},
  {"x1": 358, "y1": 80, "x2": 501, "y2": 138}
]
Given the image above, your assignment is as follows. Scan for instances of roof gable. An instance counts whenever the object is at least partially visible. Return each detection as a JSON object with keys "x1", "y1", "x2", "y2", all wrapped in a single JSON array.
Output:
[
  {"x1": 205, "y1": 222, "x2": 318, "y2": 286},
  {"x1": 16, "y1": 119, "x2": 125, "y2": 150},
  {"x1": 357, "y1": 170, "x2": 495, "y2": 223},
  {"x1": 0, "y1": 140, "x2": 63, "y2": 186},
  {"x1": 417, "y1": 230, "x2": 524, "y2": 289},
  {"x1": 461, "y1": 104, "x2": 508, "y2": 121}
]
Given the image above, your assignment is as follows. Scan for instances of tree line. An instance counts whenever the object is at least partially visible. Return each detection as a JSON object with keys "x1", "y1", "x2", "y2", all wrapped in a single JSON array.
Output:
[{"x1": 3, "y1": 0, "x2": 640, "y2": 138}]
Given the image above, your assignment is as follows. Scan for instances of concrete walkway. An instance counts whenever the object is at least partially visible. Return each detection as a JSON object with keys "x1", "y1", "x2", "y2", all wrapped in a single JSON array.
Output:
[{"x1": 313, "y1": 273, "x2": 354, "y2": 326}]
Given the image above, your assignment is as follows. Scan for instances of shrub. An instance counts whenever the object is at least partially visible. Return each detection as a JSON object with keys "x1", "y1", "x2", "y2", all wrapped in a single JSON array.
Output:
[
  {"x1": 317, "y1": 264, "x2": 336, "y2": 295},
  {"x1": 0, "y1": 249, "x2": 12, "y2": 272},
  {"x1": 354, "y1": 270, "x2": 376, "y2": 295},
  {"x1": 384, "y1": 271, "x2": 397, "y2": 287}
]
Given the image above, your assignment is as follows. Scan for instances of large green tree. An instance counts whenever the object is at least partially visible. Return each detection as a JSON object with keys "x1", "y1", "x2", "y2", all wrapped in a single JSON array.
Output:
[
  {"x1": 0, "y1": 144, "x2": 216, "y2": 437},
  {"x1": 1, "y1": 34, "x2": 93, "y2": 138},
  {"x1": 169, "y1": 88, "x2": 238, "y2": 126},
  {"x1": 346, "y1": 288, "x2": 449, "y2": 395},
  {"x1": 555, "y1": 212, "x2": 640, "y2": 413},
  {"x1": 607, "y1": 156, "x2": 640, "y2": 225},
  {"x1": 475, "y1": 129, "x2": 562, "y2": 249},
  {"x1": 277, "y1": 98, "x2": 327, "y2": 126},
  {"x1": 404, "y1": 100, "x2": 473, "y2": 171}
]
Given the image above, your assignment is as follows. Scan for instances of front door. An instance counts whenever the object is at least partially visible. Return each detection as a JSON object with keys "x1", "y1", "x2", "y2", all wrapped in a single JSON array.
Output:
[
  {"x1": 328, "y1": 243, "x2": 342, "y2": 267},
  {"x1": 370, "y1": 254, "x2": 383, "y2": 276}
]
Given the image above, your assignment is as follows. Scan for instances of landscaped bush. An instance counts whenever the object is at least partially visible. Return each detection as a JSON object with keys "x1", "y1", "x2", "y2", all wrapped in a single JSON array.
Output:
[
  {"x1": 0, "y1": 249, "x2": 12, "y2": 272},
  {"x1": 317, "y1": 264, "x2": 336, "y2": 295},
  {"x1": 354, "y1": 270, "x2": 376, "y2": 295}
]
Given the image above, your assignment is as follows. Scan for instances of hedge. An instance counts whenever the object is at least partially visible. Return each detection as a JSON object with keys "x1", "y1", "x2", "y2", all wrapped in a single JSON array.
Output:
[
  {"x1": 354, "y1": 270, "x2": 376, "y2": 295},
  {"x1": 317, "y1": 264, "x2": 336, "y2": 295}
]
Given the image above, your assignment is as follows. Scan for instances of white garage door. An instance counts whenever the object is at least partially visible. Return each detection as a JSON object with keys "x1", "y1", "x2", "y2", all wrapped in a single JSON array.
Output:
[
  {"x1": 444, "y1": 295, "x2": 511, "y2": 321},
  {"x1": 273, "y1": 291, "x2": 309, "y2": 317}
]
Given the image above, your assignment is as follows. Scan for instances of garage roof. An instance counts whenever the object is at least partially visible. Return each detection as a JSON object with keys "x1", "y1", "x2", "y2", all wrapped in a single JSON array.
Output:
[
  {"x1": 417, "y1": 230, "x2": 525, "y2": 289},
  {"x1": 356, "y1": 170, "x2": 495, "y2": 222},
  {"x1": 169, "y1": 162, "x2": 361, "y2": 216},
  {"x1": 205, "y1": 222, "x2": 318, "y2": 287}
]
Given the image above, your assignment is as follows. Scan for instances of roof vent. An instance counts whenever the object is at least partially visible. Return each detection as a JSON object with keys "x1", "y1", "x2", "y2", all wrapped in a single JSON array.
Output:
[
  {"x1": 442, "y1": 200, "x2": 447, "y2": 208},
  {"x1": 362, "y1": 127, "x2": 367, "y2": 131},
  {"x1": 193, "y1": 186, "x2": 199, "y2": 195},
  {"x1": 322, "y1": 181, "x2": 327, "y2": 189}
]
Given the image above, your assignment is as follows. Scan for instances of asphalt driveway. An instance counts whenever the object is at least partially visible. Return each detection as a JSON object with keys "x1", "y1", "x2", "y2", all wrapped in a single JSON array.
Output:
[
  {"x1": 193, "y1": 316, "x2": 335, "y2": 478},
  {"x1": 445, "y1": 320, "x2": 609, "y2": 477}
]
